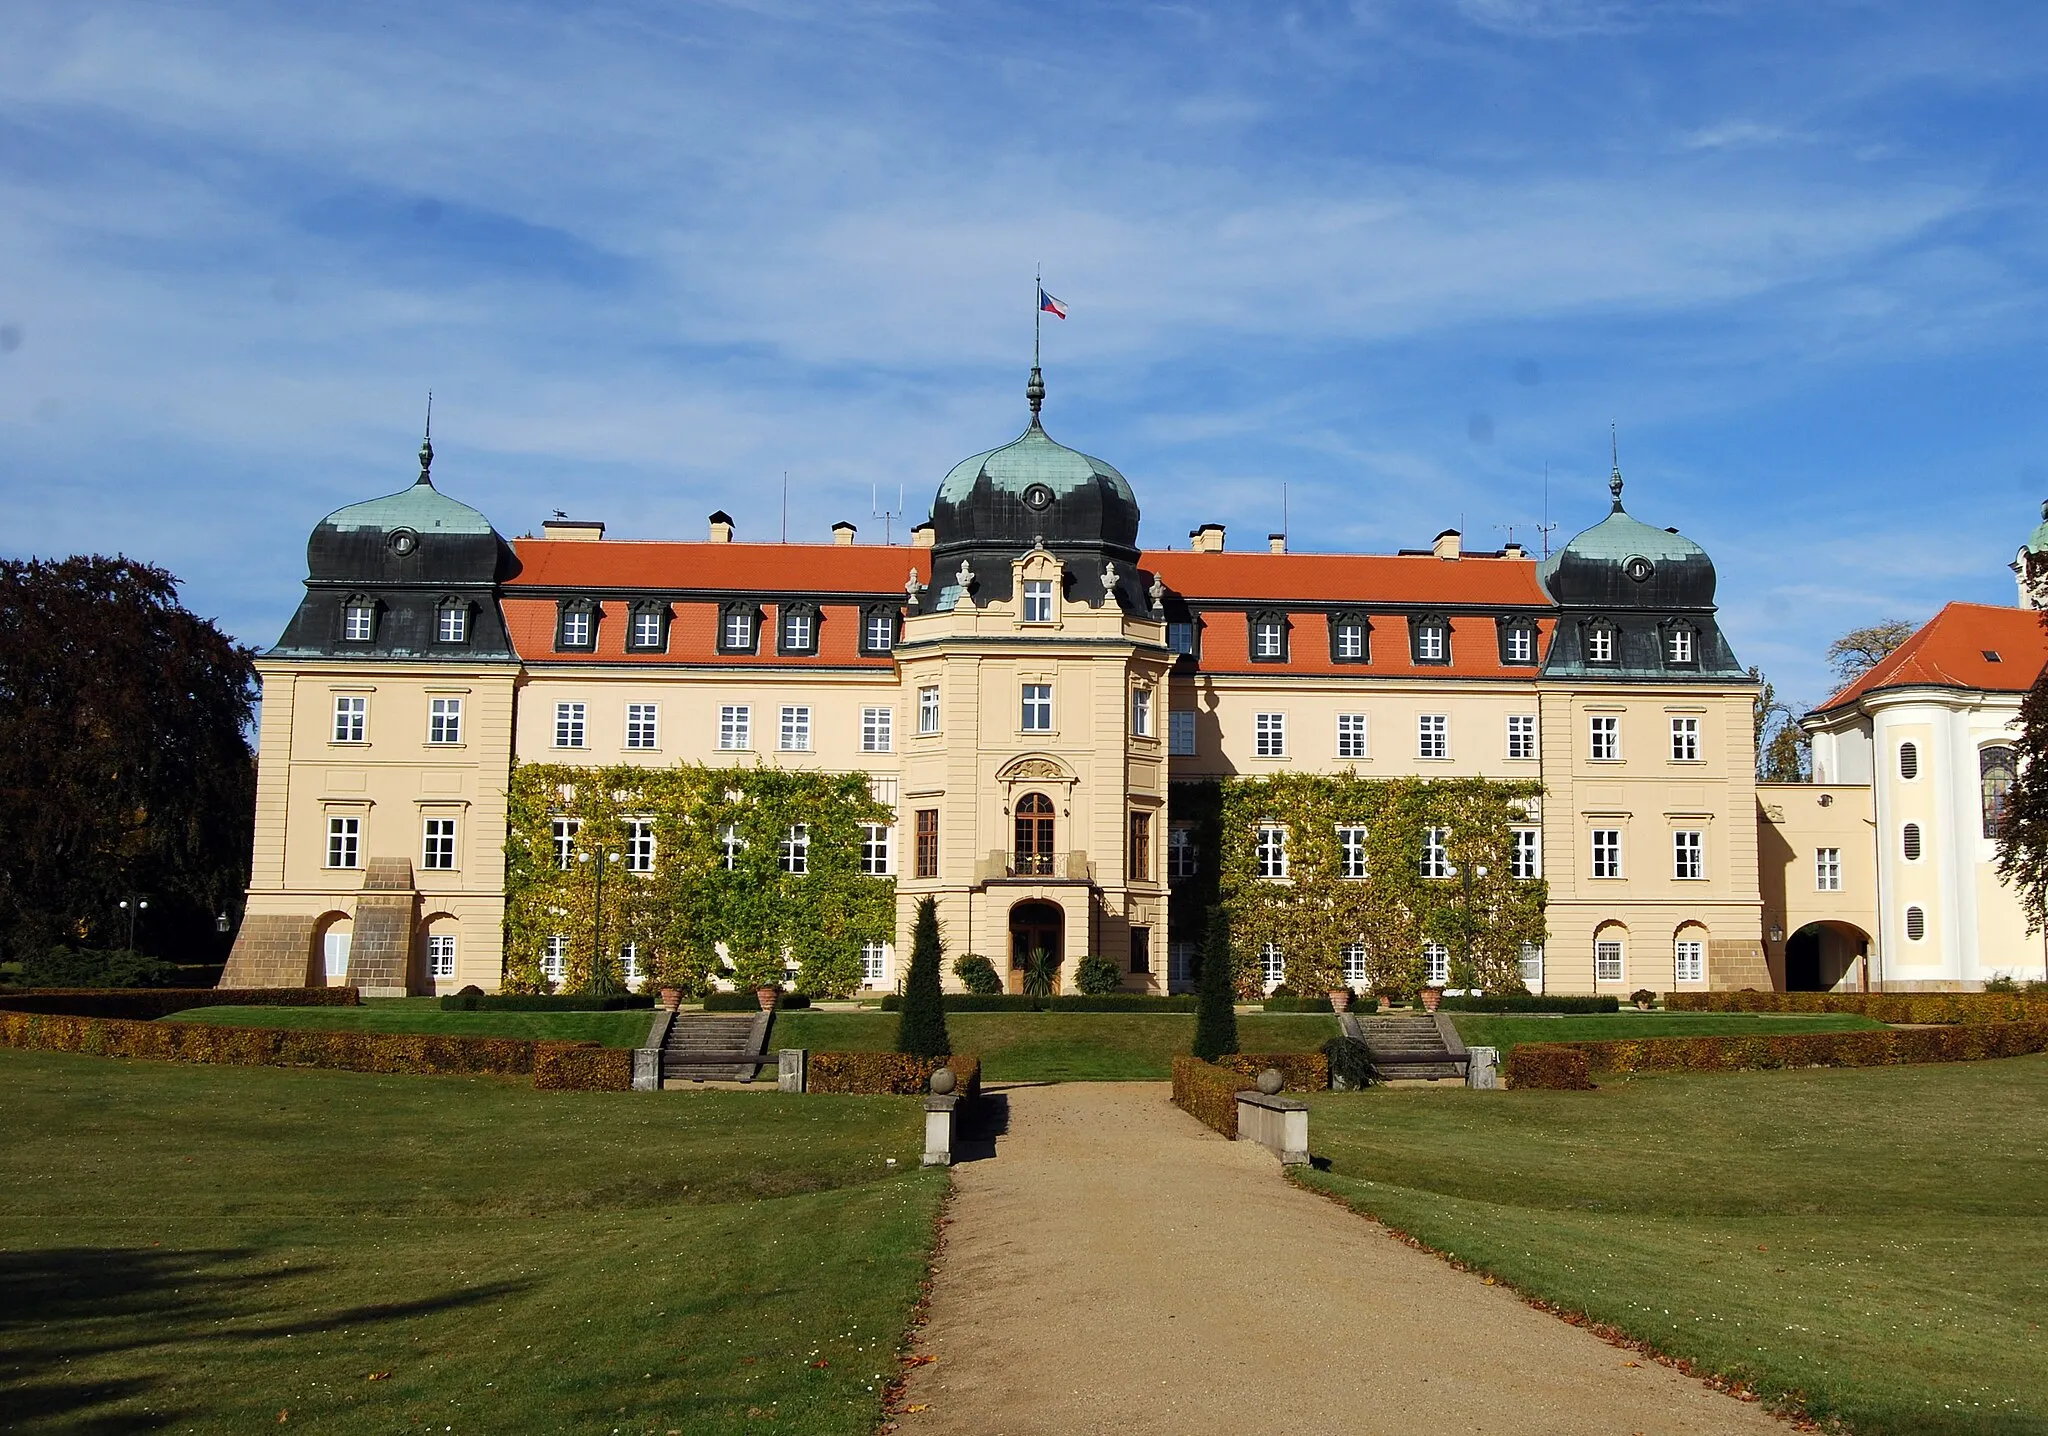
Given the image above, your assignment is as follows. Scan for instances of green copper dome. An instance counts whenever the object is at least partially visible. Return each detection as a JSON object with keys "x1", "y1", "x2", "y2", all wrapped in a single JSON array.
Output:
[
  {"x1": 2024, "y1": 500, "x2": 2048, "y2": 555},
  {"x1": 323, "y1": 477, "x2": 495, "y2": 536},
  {"x1": 937, "y1": 419, "x2": 1136, "y2": 509}
]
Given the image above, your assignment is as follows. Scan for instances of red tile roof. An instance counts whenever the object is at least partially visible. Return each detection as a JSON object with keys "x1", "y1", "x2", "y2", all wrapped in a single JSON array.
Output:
[
  {"x1": 509, "y1": 539, "x2": 921, "y2": 595},
  {"x1": 1814, "y1": 603, "x2": 2048, "y2": 713},
  {"x1": 502, "y1": 597, "x2": 893, "y2": 668},
  {"x1": 1145, "y1": 550, "x2": 1548, "y2": 605},
  {"x1": 1193, "y1": 612, "x2": 1550, "y2": 679}
]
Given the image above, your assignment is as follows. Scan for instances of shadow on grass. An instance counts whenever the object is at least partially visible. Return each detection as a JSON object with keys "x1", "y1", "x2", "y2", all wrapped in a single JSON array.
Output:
[{"x1": 0, "y1": 1246, "x2": 530, "y2": 1432}]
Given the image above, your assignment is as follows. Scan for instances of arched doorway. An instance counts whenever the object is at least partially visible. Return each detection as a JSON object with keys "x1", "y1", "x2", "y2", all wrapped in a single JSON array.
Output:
[
  {"x1": 1014, "y1": 792, "x2": 1056, "y2": 877},
  {"x1": 313, "y1": 911, "x2": 353, "y2": 988},
  {"x1": 1786, "y1": 921, "x2": 1871, "y2": 992},
  {"x1": 1010, "y1": 901, "x2": 1064, "y2": 995}
]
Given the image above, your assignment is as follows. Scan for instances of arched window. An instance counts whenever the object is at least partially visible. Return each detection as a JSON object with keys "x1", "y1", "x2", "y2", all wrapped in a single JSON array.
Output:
[
  {"x1": 1983, "y1": 746, "x2": 2017, "y2": 838},
  {"x1": 1014, "y1": 792, "x2": 1056, "y2": 876},
  {"x1": 1899, "y1": 741, "x2": 1920, "y2": 780},
  {"x1": 1902, "y1": 823, "x2": 1923, "y2": 861}
]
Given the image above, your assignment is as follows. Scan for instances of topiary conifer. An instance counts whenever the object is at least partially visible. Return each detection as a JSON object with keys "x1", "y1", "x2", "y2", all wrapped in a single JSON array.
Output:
[
  {"x1": 895, "y1": 896, "x2": 952, "y2": 1058},
  {"x1": 1192, "y1": 906, "x2": 1239, "y2": 1061}
]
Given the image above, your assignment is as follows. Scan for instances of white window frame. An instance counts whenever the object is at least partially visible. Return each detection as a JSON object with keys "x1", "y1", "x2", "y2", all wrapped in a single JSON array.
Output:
[
  {"x1": 1131, "y1": 686, "x2": 1154, "y2": 738},
  {"x1": 625, "y1": 702, "x2": 659, "y2": 750},
  {"x1": 326, "y1": 815, "x2": 361, "y2": 869},
  {"x1": 723, "y1": 610, "x2": 754, "y2": 651},
  {"x1": 542, "y1": 935, "x2": 568, "y2": 985},
  {"x1": 1254, "y1": 620, "x2": 1285, "y2": 659},
  {"x1": 783, "y1": 610, "x2": 813, "y2": 651},
  {"x1": 1416, "y1": 624, "x2": 1445, "y2": 662},
  {"x1": 343, "y1": 603, "x2": 375, "y2": 642},
  {"x1": 1505, "y1": 626, "x2": 1534, "y2": 664},
  {"x1": 1511, "y1": 827, "x2": 1541, "y2": 880},
  {"x1": 861, "y1": 941, "x2": 888, "y2": 985},
  {"x1": 780, "y1": 705, "x2": 812, "y2": 752},
  {"x1": 421, "y1": 816, "x2": 458, "y2": 871},
  {"x1": 1167, "y1": 825, "x2": 1197, "y2": 880},
  {"x1": 859, "y1": 706, "x2": 893, "y2": 753},
  {"x1": 332, "y1": 695, "x2": 367, "y2": 744},
  {"x1": 1816, "y1": 847, "x2": 1842, "y2": 892},
  {"x1": 631, "y1": 609, "x2": 663, "y2": 649},
  {"x1": 552, "y1": 817, "x2": 580, "y2": 870},
  {"x1": 1518, "y1": 942, "x2": 1544, "y2": 988},
  {"x1": 554, "y1": 702, "x2": 586, "y2": 749},
  {"x1": 560, "y1": 608, "x2": 592, "y2": 649},
  {"x1": 1022, "y1": 580, "x2": 1054, "y2": 624},
  {"x1": 1595, "y1": 939, "x2": 1624, "y2": 983},
  {"x1": 620, "y1": 943, "x2": 641, "y2": 985},
  {"x1": 1675, "y1": 940, "x2": 1704, "y2": 983},
  {"x1": 1336, "y1": 713, "x2": 1368, "y2": 760},
  {"x1": 1669, "y1": 627, "x2": 1694, "y2": 664},
  {"x1": 780, "y1": 824, "x2": 809, "y2": 874},
  {"x1": 1341, "y1": 943, "x2": 1368, "y2": 984},
  {"x1": 1254, "y1": 712, "x2": 1286, "y2": 758},
  {"x1": 625, "y1": 818, "x2": 656, "y2": 873},
  {"x1": 1670, "y1": 715, "x2": 1701, "y2": 762},
  {"x1": 918, "y1": 686, "x2": 941, "y2": 735},
  {"x1": 1506, "y1": 714, "x2": 1536, "y2": 760},
  {"x1": 1422, "y1": 943, "x2": 1450, "y2": 986},
  {"x1": 1418, "y1": 713, "x2": 1448, "y2": 760},
  {"x1": 437, "y1": 605, "x2": 467, "y2": 644},
  {"x1": 1261, "y1": 942, "x2": 1285, "y2": 985},
  {"x1": 1335, "y1": 621, "x2": 1365, "y2": 661},
  {"x1": 1021, "y1": 683, "x2": 1053, "y2": 732},
  {"x1": 1168, "y1": 709, "x2": 1196, "y2": 756},
  {"x1": 428, "y1": 696, "x2": 462, "y2": 745},
  {"x1": 1587, "y1": 625, "x2": 1614, "y2": 663},
  {"x1": 865, "y1": 610, "x2": 895, "y2": 652},
  {"x1": 860, "y1": 823, "x2": 892, "y2": 875},
  {"x1": 1255, "y1": 824, "x2": 1289, "y2": 879},
  {"x1": 1589, "y1": 714, "x2": 1620, "y2": 761},
  {"x1": 1591, "y1": 828, "x2": 1623, "y2": 879},
  {"x1": 1421, "y1": 826, "x2": 1451, "y2": 880},
  {"x1": 1673, "y1": 829, "x2": 1704, "y2": 880},
  {"x1": 720, "y1": 824, "x2": 745, "y2": 871},
  {"x1": 1337, "y1": 825, "x2": 1368, "y2": 879},
  {"x1": 719, "y1": 704, "x2": 751, "y2": 751},
  {"x1": 427, "y1": 933, "x2": 457, "y2": 979}
]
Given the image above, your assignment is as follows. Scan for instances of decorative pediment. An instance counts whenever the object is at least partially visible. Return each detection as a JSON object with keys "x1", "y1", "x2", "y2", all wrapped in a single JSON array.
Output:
[{"x1": 997, "y1": 753, "x2": 1075, "y2": 784}]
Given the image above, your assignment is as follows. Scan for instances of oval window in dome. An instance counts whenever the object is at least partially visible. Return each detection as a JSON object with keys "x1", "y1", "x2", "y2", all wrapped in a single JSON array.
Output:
[{"x1": 1023, "y1": 483, "x2": 1054, "y2": 511}]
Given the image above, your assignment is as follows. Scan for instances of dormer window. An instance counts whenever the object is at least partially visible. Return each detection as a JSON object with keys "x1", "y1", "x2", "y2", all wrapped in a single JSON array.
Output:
[
  {"x1": 1329, "y1": 613, "x2": 1369, "y2": 664},
  {"x1": 1166, "y1": 619, "x2": 1197, "y2": 655},
  {"x1": 1411, "y1": 615, "x2": 1450, "y2": 665},
  {"x1": 778, "y1": 602, "x2": 820, "y2": 656},
  {"x1": 341, "y1": 596, "x2": 377, "y2": 644},
  {"x1": 1666, "y1": 623, "x2": 1696, "y2": 666},
  {"x1": 556, "y1": 599, "x2": 597, "y2": 652},
  {"x1": 1586, "y1": 621, "x2": 1616, "y2": 664},
  {"x1": 1498, "y1": 617, "x2": 1538, "y2": 666},
  {"x1": 436, "y1": 598, "x2": 469, "y2": 645},
  {"x1": 627, "y1": 602, "x2": 669, "y2": 654},
  {"x1": 719, "y1": 603, "x2": 760, "y2": 655},
  {"x1": 861, "y1": 605, "x2": 898, "y2": 655},
  {"x1": 1023, "y1": 580, "x2": 1054, "y2": 624},
  {"x1": 1249, "y1": 611, "x2": 1289, "y2": 662}
]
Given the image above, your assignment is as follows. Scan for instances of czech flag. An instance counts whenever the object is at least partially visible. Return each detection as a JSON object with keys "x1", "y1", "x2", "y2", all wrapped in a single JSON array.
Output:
[{"x1": 1038, "y1": 287, "x2": 1067, "y2": 320}]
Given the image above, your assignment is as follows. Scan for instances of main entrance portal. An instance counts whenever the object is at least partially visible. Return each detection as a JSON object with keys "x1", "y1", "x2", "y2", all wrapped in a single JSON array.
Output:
[{"x1": 1010, "y1": 901, "x2": 1064, "y2": 995}]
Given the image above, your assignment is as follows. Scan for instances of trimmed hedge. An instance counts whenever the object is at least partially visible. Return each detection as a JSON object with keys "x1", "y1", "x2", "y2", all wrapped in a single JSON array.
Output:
[
  {"x1": 1172, "y1": 1056, "x2": 1245, "y2": 1138},
  {"x1": 1262, "y1": 995, "x2": 1336, "y2": 1013},
  {"x1": 806, "y1": 1051, "x2": 981, "y2": 1101},
  {"x1": 439, "y1": 993, "x2": 653, "y2": 1012},
  {"x1": 1210, "y1": 1051, "x2": 1330, "y2": 1092},
  {"x1": 1439, "y1": 995, "x2": 1621, "y2": 1014},
  {"x1": 876, "y1": 993, "x2": 1198, "y2": 1012},
  {"x1": 0, "y1": 1009, "x2": 541, "y2": 1078},
  {"x1": 1505, "y1": 1020, "x2": 2048, "y2": 1088},
  {"x1": 0, "y1": 988, "x2": 362, "y2": 1019},
  {"x1": 1663, "y1": 990, "x2": 2048, "y2": 1024},
  {"x1": 1503, "y1": 1045, "x2": 1593, "y2": 1090},
  {"x1": 703, "y1": 991, "x2": 810, "y2": 1012},
  {"x1": 531, "y1": 1042, "x2": 635, "y2": 1091}
]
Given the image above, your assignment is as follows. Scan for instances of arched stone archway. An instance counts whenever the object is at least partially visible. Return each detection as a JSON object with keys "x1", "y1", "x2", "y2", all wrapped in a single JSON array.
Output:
[{"x1": 1786, "y1": 920, "x2": 1872, "y2": 992}]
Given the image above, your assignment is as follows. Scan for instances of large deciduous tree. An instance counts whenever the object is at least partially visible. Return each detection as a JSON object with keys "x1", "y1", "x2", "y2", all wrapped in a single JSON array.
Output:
[
  {"x1": 1825, "y1": 619, "x2": 1916, "y2": 683},
  {"x1": 0, "y1": 557, "x2": 256, "y2": 961},
  {"x1": 1994, "y1": 658, "x2": 2048, "y2": 933},
  {"x1": 1751, "y1": 667, "x2": 1809, "y2": 784}
]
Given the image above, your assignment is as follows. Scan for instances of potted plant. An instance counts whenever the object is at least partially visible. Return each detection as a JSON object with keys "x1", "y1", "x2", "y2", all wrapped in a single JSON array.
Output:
[
  {"x1": 1329, "y1": 986, "x2": 1353, "y2": 1013},
  {"x1": 730, "y1": 948, "x2": 784, "y2": 1012},
  {"x1": 1630, "y1": 988, "x2": 1657, "y2": 1011},
  {"x1": 1420, "y1": 986, "x2": 1444, "y2": 1013}
]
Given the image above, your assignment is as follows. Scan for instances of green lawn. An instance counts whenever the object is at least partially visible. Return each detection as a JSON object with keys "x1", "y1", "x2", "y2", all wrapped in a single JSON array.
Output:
[
  {"x1": 1303, "y1": 1057, "x2": 2048, "y2": 1435},
  {"x1": 1446, "y1": 1009, "x2": 1887, "y2": 1056},
  {"x1": 0, "y1": 1049, "x2": 942, "y2": 1434},
  {"x1": 162, "y1": 996, "x2": 656, "y2": 1047},
  {"x1": 770, "y1": 1010, "x2": 1336, "y2": 1081}
]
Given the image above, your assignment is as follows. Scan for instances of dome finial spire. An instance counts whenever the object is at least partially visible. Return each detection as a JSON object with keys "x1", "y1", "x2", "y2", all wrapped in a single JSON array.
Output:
[
  {"x1": 417, "y1": 391, "x2": 435, "y2": 486},
  {"x1": 1027, "y1": 365, "x2": 1045, "y2": 421},
  {"x1": 1608, "y1": 421, "x2": 1624, "y2": 511}
]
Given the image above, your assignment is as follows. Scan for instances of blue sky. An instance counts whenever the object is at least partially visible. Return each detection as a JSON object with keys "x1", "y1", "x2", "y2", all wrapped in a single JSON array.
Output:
[{"x1": 4, "y1": 0, "x2": 2046, "y2": 711}]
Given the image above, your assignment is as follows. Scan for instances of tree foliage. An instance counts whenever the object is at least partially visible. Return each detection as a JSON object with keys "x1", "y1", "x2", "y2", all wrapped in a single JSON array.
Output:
[
  {"x1": 1751, "y1": 667, "x2": 1810, "y2": 784},
  {"x1": 0, "y1": 556, "x2": 256, "y2": 962},
  {"x1": 1191, "y1": 907, "x2": 1238, "y2": 1061},
  {"x1": 894, "y1": 896, "x2": 950, "y2": 1058},
  {"x1": 1826, "y1": 619, "x2": 1916, "y2": 683},
  {"x1": 1995, "y1": 659, "x2": 2048, "y2": 934}
]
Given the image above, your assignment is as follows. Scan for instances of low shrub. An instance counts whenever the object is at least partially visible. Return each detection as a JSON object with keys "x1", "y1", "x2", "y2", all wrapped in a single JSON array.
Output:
[
  {"x1": 1074, "y1": 955, "x2": 1124, "y2": 996},
  {"x1": 1437, "y1": 995, "x2": 1621, "y2": 1014},
  {"x1": 1209, "y1": 1051, "x2": 1330, "y2": 1092},
  {"x1": 806, "y1": 1051, "x2": 980, "y2": 1101},
  {"x1": 1323, "y1": 1034, "x2": 1374, "y2": 1090},
  {"x1": 439, "y1": 993, "x2": 654, "y2": 1012},
  {"x1": 702, "y1": 991, "x2": 810, "y2": 1012},
  {"x1": 19, "y1": 947, "x2": 178, "y2": 989},
  {"x1": 877, "y1": 993, "x2": 1198, "y2": 1012},
  {"x1": 952, "y1": 954, "x2": 1003, "y2": 996},
  {"x1": 1171, "y1": 1056, "x2": 1244, "y2": 1138},
  {"x1": 1506, "y1": 1020, "x2": 2048, "y2": 1087},
  {"x1": 0, "y1": 1010, "x2": 545, "y2": 1080},
  {"x1": 1630, "y1": 989, "x2": 1658, "y2": 1007},
  {"x1": 0, "y1": 988, "x2": 361, "y2": 1019},
  {"x1": 1504, "y1": 1045, "x2": 1593, "y2": 1090},
  {"x1": 1262, "y1": 995, "x2": 1336, "y2": 1013},
  {"x1": 1662, "y1": 991, "x2": 2048, "y2": 1024},
  {"x1": 531, "y1": 1041, "x2": 634, "y2": 1091}
]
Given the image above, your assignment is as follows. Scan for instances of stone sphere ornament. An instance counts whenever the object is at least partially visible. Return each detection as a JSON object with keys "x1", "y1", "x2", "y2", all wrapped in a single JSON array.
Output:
[
  {"x1": 929, "y1": 1067, "x2": 957, "y2": 1096},
  {"x1": 1257, "y1": 1068, "x2": 1285, "y2": 1096}
]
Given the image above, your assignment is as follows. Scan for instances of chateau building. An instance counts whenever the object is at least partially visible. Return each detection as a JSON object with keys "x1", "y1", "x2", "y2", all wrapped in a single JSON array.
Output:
[{"x1": 224, "y1": 371, "x2": 1770, "y2": 996}]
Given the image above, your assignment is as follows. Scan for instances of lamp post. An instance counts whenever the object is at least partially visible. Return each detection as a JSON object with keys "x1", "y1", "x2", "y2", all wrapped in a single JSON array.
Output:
[
  {"x1": 118, "y1": 896, "x2": 149, "y2": 951},
  {"x1": 577, "y1": 850, "x2": 621, "y2": 989}
]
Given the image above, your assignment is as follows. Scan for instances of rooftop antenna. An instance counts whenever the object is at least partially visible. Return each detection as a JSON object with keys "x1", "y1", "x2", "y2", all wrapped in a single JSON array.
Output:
[
  {"x1": 1492, "y1": 522, "x2": 1518, "y2": 551},
  {"x1": 872, "y1": 483, "x2": 905, "y2": 545},
  {"x1": 781, "y1": 470, "x2": 788, "y2": 544},
  {"x1": 1536, "y1": 462, "x2": 1558, "y2": 558},
  {"x1": 1282, "y1": 480, "x2": 1289, "y2": 545}
]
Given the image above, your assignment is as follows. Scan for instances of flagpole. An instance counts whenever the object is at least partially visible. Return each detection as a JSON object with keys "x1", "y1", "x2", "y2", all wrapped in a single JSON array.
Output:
[{"x1": 1034, "y1": 264, "x2": 1041, "y2": 370}]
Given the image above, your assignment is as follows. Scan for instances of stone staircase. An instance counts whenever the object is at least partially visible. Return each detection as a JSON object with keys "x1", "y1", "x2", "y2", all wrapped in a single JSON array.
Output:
[
  {"x1": 658, "y1": 1010, "x2": 771, "y2": 1084},
  {"x1": 1350, "y1": 1012, "x2": 1468, "y2": 1084}
]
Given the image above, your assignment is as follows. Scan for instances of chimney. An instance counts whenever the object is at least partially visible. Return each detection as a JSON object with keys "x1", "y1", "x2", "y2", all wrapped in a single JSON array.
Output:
[
  {"x1": 541, "y1": 518, "x2": 605, "y2": 542},
  {"x1": 832, "y1": 521, "x2": 857, "y2": 546},
  {"x1": 1502, "y1": 541, "x2": 1525, "y2": 559},
  {"x1": 1431, "y1": 528, "x2": 1462, "y2": 560},
  {"x1": 1191, "y1": 523, "x2": 1226, "y2": 553},
  {"x1": 708, "y1": 510, "x2": 735, "y2": 543},
  {"x1": 1267, "y1": 533, "x2": 1287, "y2": 554},
  {"x1": 911, "y1": 522, "x2": 936, "y2": 548}
]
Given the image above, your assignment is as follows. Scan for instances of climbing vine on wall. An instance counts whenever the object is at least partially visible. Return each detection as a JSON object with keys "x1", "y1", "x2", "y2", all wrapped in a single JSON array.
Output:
[
  {"x1": 503, "y1": 762, "x2": 895, "y2": 997},
  {"x1": 1181, "y1": 775, "x2": 1546, "y2": 998}
]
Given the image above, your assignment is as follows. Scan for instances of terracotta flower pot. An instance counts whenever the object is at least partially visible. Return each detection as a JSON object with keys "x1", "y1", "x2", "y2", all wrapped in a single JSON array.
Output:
[
  {"x1": 1328, "y1": 988, "x2": 1352, "y2": 1013},
  {"x1": 1377, "y1": 994, "x2": 1392, "y2": 1012},
  {"x1": 659, "y1": 986, "x2": 682, "y2": 1012},
  {"x1": 756, "y1": 986, "x2": 780, "y2": 1012},
  {"x1": 1421, "y1": 987, "x2": 1444, "y2": 1013}
]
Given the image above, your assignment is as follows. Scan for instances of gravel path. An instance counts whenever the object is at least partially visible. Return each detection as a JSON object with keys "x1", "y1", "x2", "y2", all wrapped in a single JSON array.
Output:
[{"x1": 894, "y1": 1082, "x2": 1781, "y2": 1436}]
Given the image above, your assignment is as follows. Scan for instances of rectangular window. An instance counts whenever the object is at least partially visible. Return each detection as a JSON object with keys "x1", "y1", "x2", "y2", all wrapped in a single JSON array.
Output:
[
  {"x1": 860, "y1": 707, "x2": 893, "y2": 753},
  {"x1": 1595, "y1": 940, "x2": 1624, "y2": 983},
  {"x1": 1417, "y1": 623, "x2": 1445, "y2": 661},
  {"x1": 1423, "y1": 943, "x2": 1450, "y2": 987},
  {"x1": 326, "y1": 815, "x2": 361, "y2": 869},
  {"x1": 552, "y1": 818, "x2": 580, "y2": 870},
  {"x1": 1338, "y1": 825, "x2": 1368, "y2": 879},
  {"x1": 780, "y1": 824, "x2": 809, "y2": 874},
  {"x1": 1254, "y1": 620, "x2": 1285, "y2": 659},
  {"x1": 1669, "y1": 628, "x2": 1695, "y2": 664},
  {"x1": 1673, "y1": 829, "x2": 1704, "y2": 880},
  {"x1": 1505, "y1": 626, "x2": 1533, "y2": 663},
  {"x1": 560, "y1": 608, "x2": 592, "y2": 648},
  {"x1": 1587, "y1": 625, "x2": 1614, "y2": 663},
  {"x1": 343, "y1": 603, "x2": 375, "y2": 642},
  {"x1": 1022, "y1": 580, "x2": 1054, "y2": 623},
  {"x1": 1169, "y1": 941, "x2": 1197, "y2": 985},
  {"x1": 1255, "y1": 824, "x2": 1289, "y2": 879},
  {"x1": 427, "y1": 933, "x2": 456, "y2": 979},
  {"x1": 1518, "y1": 942, "x2": 1544, "y2": 988},
  {"x1": 1335, "y1": 621, "x2": 1365, "y2": 661},
  {"x1": 1168, "y1": 709, "x2": 1196, "y2": 756},
  {"x1": 1131, "y1": 687, "x2": 1153, "y2": 738},
  {"x1": 1130, "y1": 926, "x2": 1150, "y2": 975},
  {"x1": 720, "y1": 824, "x2": 744, "y2": 871},
  {"x1": 1021, "y1": 683, "x2": 1053, "y2": 732},
  {"x1": 1129, "y1": 812, "x2": 1152, "y2": 882},
  {"x1": 723, "y1": 610, "x2": 754, "y2": 651},
  {"x1": 1591, "y1": 828, "x2": 1623, "y2": 879},
  {"x1": 918, "y1": 686, "x2": 940, "y2": 735},
  {"x1": 554, "y1": 702, "x2": 586, "y2": 748},
  {"x1": 620, "y1": 943, "x2": 641, "y2": 985},
  {"x1": 1255, "y1": 712, "x2": 1286, "y2": 757},
  {"x1": 865, "y1": 610, "x2": 895, "y2": 652},
  {"x1": 1816, "y1": 847, "x2": 1842, "y2": 892},
  {"x1": 1589, "y1": 714, "x2": 1620, "y2": 761},
  {"x1": 1337, "y1": 713, "x2": 1368, "y2": 760},
  {"x1": 626, "y1": 818, "x2": 656, "y2": 873},
  {"x1": 1670, "y1": 716, "x2": 1701, "y2": 762},
  {"x1": 1261, "y1": 943, "x2": 1285, "y2": 985},
  {"x1": 780, "y1": 705, "x2": 811, "y2": 752},
  {"x1": 438, "y1": 605, "x2": 467, "y2": 644},
  {"x1": 861, "y1": 941, "x2": 887, "y2": 984},
  {"x1": 542, "y1": 935, "x2": 568, "y2": 985},
  {"x1": 1675, "y1": 940, "x2": 1704, "y2": 983},
  {"x1": 782, "y1": 610, "x2": 813, "y2": 651},
  {"x1": 630, "y1": 610, "x2": 661, "y2": 650},
  {"x1": 421, "y1": 817, "x2": 457, "y2": 871},
  {"x1": 1418, "y1": 714, "x2": 1448, "y2": 760},
  {"x1": 428, "y1": 696, "x2": 462, "y2": 745},
  {"x1": 914, "y1": 809, "x2": 939, "y2": 878},
  {"x1": 625, "y1": 702, "x2": 659, "y2": 750},
  {"x1": 1167, "y1": 824, "x2": 1197, "y2": 880},
  {"x1": 1507, "y1": 714, "x2": 1536, "y2": 760},
  {"x1": 332, "y1": 695, "x2": 366, "y2": 743},
  {"x1": 1341, "y1": 943, "x2": 1368, "y2": 984},
  {"x1": 1167, "y1": 620, "x2": 1196, "y2": 655},
  {"x1": 1421, "y1": 826, "x2": 1451, "y2": 879},
  {"x1": 1511, "y1": 828, "x2": 1541, "y2": 880},
  {"x1": 860, "y1": 823, "x2": 892, "y2": 875},
  {"x1": 719, "y1": 704, "x2": 751, "y2": 750}
]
